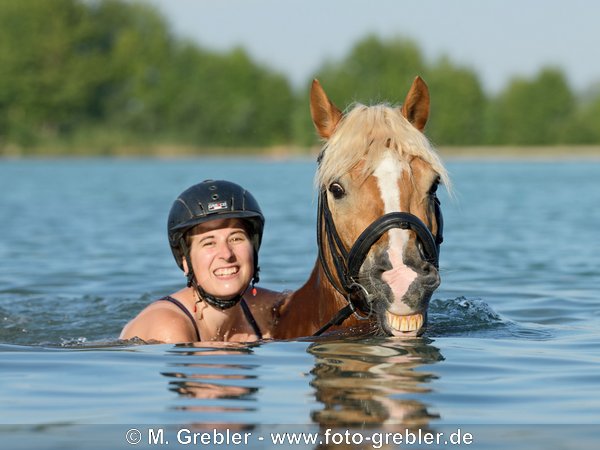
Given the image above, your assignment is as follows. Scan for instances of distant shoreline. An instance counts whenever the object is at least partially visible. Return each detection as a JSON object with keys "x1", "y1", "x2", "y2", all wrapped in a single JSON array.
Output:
[
  {"x1": 437, "y1": 145, "x2": 600, "y2": 160},
  {"x1": 2, "y1": 145, "x2": 600, "y2": 161}
]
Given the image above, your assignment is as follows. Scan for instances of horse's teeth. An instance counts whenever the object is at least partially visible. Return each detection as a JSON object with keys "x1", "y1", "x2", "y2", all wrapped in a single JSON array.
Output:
[{"x1": 386, "y1": 312, "x2": 423, "y2": 332}]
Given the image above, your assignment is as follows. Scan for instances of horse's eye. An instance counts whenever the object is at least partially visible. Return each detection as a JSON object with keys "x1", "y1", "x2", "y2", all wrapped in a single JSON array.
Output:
[
  {"x1": 428, "y1": 178, "x2": 440, "y2": 195},
  {"x1": 328, "y1": 182, "x2": 346, "y2": 199}
]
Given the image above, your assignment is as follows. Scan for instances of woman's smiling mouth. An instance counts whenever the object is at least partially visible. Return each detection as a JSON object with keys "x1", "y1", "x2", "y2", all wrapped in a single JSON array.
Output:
[{"x1": 214, "y1": 266, "x2": 239, "y2": 277}]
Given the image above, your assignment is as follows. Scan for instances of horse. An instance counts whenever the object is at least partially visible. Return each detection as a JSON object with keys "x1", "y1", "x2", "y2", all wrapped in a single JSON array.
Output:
[{"x1": 272, "y1": 77, "x2": 449, "y2": 339}]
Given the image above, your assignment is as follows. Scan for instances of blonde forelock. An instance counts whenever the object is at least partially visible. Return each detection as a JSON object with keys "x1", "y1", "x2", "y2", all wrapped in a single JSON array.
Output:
[{"x1": 315, "y1": 103, "x2": 449, "y2": 190}]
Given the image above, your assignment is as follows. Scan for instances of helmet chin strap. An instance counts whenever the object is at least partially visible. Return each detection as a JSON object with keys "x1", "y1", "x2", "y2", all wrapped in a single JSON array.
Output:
[
  {"x1": 188, "y1": 272, "x2": 242, "y2": 310},
  {"x1": 180, "y1": 238, "x2": 253, "y2": 311}
]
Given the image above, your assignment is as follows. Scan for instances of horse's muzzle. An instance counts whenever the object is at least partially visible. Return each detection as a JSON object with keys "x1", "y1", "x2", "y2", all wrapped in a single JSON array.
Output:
[{"x1": 362, "y1": 248, "x2": 440, "y2": 336}]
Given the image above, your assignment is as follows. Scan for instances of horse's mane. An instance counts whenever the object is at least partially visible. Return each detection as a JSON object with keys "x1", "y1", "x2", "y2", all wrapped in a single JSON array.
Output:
[{"x1": 316, "y1": 103, "x2": 449, "y2": 189}]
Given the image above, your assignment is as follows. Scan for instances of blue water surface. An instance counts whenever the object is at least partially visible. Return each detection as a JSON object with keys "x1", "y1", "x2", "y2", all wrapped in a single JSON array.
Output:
[{"x1": 1, "y1": 158, "x2": 599, "y2": 449}]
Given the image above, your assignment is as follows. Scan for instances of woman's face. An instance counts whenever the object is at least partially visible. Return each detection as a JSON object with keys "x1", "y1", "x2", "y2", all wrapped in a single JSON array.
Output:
[{"x1": 185, "y1": 218, "x2": 254, "y2": 300}]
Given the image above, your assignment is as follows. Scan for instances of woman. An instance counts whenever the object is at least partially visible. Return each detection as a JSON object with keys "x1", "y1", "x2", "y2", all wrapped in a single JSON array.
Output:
[{"x1": 120, "y1": 180, "x2": 281, "y2": 343}]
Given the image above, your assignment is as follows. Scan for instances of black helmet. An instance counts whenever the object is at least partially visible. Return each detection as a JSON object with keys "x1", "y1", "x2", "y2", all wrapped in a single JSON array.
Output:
[{"x1": 168, "y1": 180, "x2": 264, "y2": 271}]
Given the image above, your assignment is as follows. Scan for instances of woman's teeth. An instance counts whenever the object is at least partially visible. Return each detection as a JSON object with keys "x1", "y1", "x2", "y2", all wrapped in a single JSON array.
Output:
[{"x1": 214, "y1": 267, "x2": 238, "y2": 277}]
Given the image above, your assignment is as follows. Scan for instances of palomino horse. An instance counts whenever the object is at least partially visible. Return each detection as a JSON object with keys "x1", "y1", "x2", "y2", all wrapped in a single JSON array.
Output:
[{"x1": 273, "y1": 77, "x2": 449, "y2": 339}]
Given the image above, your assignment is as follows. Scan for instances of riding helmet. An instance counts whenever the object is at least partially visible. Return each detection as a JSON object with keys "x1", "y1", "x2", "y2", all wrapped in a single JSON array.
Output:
[{"x1": 167, "y1": 180, "x2": 265, "y2": 270}]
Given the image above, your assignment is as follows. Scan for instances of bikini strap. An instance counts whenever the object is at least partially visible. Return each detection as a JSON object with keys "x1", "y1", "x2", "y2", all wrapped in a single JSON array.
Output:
[
  {"x1": 240, "y1": 298, "x2": 263, "y2": 340},
  {"x1": 157, "y1": 296, "x2": 201, "y2": 341}
]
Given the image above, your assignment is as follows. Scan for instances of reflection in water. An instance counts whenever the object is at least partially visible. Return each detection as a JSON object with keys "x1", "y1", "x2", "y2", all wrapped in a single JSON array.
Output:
[
  {"x1": 160, "y1": 341, "x2": 260, "y2": 429},
  {"x1": 166, "y1": 375, "x2": 258, "y2": 401},
  {"x1": 159, "y1": 338, "x2": 444, "y2": 449},
  {"x1": 307, "y1": 337, "x2": 443, "y2": 429}
]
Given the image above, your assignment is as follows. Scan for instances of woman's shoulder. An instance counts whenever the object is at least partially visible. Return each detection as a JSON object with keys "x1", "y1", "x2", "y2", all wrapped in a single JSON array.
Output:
[{"x1": 119, "y1": 294, "x2": 198, "y2": 343}]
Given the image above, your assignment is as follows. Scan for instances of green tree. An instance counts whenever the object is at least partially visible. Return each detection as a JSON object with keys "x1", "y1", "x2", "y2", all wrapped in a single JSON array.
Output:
[
  {"x1": 2, "y1": 1, "x2": 596, "y2": 153},
  {"x1": 158, "y1": 45, "x2": 294, "y2": 147},
  {"x1": 89, "y1": 0, "x2": 177, "y2": 134},
  {"x1": 316, "y1": 35, "x2": 426, "y2": 104},
  {"x1": 425, "y1": 57, "x2": 487, "y2": 145},
  {"x1": 0, "y1": 0, "x2": 175, "y2": 150},
  {"x1": 0, "y1": 0, "x2": 91, "y2": 145},
  {"x1": 560, "y1": 85, "x2": 600, "y2": 144},
  {"x1": 0, "y1": 0, "x2": 294, "y2": 153},
  {"x1": 485, "y1": 67, "x2": 575, "y2": 145},
  {"x1": 294, "y1": 35, "x2": 489, "y2": 147}
]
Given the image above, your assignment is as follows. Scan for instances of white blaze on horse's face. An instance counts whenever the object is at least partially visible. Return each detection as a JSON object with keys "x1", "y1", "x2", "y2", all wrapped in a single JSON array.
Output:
[{"x1": 373, "y1": 150, "x2": 418, "y2": 316}]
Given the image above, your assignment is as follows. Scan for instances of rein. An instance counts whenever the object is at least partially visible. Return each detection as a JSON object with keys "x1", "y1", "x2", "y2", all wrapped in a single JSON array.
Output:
[{"x1": 314, "y1": 189, "x2": 443, "y2": 336}]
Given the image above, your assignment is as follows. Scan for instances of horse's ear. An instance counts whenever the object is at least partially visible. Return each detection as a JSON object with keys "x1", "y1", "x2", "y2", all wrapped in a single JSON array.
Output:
[
  {"x1": 310, "y1": 79, "x2": 343, "y2": 139},
  {"x1": 401, "y1": 76, "x2": 430, "y2": 131}
]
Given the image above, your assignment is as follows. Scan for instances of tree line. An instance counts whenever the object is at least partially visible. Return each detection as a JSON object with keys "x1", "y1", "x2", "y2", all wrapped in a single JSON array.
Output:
[{"x1": 1, "y1": 0, "x2": 599, "y2": 156}]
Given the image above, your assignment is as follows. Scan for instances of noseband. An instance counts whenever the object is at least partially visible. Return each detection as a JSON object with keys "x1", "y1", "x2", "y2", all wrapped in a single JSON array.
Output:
[{"x1": 314, "y1": 188, "x2": 443, "y2": 336}]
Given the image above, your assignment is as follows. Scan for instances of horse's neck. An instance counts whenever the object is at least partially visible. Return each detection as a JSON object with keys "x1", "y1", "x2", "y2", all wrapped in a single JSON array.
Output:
[{"x1": 273, "y1": 262, "x2": 358, "y2": 339}]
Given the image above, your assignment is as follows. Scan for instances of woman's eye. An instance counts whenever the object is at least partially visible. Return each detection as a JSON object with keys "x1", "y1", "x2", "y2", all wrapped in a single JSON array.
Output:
[
  {"x1": 328, "y1": 182, "x2": 346, "y2": 199},
  {"x1": 201, "y1": 241, "x2": 215, "y2": 248},
  {"x1": 230, "y1": 233, "x2": 248, "y2": 244}
]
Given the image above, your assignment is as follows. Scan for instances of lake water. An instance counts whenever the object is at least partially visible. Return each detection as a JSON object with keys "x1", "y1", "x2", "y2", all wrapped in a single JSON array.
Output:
[{"x1": 1, "y1": 158, "x2": 599, "y2": 449}]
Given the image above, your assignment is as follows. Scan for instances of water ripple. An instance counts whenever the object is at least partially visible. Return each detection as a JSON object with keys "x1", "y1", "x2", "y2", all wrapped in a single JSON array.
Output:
[{"x1": 427, "y1": 297, "x2": 554, "y2": 340}]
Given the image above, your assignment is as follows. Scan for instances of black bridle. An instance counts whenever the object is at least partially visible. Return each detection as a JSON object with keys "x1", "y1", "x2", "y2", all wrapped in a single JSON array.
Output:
[{"x1": 314, "y1": 188, "x2": 443, "y2": 336}]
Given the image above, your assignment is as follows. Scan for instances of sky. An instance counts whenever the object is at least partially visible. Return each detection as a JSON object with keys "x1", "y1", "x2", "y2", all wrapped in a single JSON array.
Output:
[{"x1": 146, "y1": 0, "x2": 600, "y2": 94}]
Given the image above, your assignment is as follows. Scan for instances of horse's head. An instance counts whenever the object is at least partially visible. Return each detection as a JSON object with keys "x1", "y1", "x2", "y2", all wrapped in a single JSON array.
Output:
[{"x1": 311, "y1": 77, "x2": 449, "y2": 337}]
